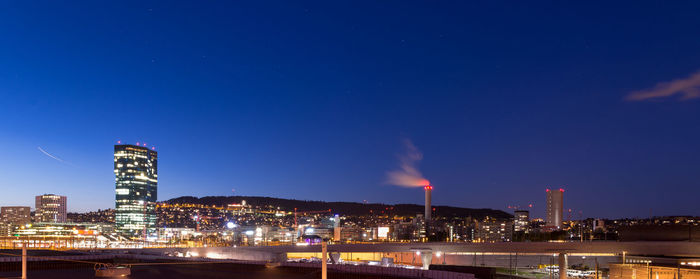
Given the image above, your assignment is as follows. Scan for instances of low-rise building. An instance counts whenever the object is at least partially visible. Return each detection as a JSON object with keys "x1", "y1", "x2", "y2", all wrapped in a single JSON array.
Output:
[{"x1": 0, "y1": 206, "x2": 32, "y2": 236}]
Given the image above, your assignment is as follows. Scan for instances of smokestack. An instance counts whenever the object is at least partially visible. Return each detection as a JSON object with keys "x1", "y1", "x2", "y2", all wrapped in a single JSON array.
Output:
[{"x1": 424, "y1": 185, "x2": 432, "y2": 222}]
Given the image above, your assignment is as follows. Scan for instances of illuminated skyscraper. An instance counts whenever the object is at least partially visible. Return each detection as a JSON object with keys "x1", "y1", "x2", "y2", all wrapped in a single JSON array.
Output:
[
  {"x1": 114, "y1": 144, "x2": 158, "y2": 239},
  {"x1": 35, "y1": 194, "x2": 67, "y2": 223},
  {"x1": 546, "y1": 188, "x2": 564, "y2": 229}
]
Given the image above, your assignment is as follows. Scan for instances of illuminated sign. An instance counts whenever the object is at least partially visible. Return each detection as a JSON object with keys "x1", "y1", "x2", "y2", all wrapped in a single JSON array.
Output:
[{"x1": 377, "y1": 227, "x2": 390, "y2": 239}]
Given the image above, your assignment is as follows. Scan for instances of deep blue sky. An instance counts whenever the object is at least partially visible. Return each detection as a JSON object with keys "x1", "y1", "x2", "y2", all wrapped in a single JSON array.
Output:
[{"x1": 1, "y1": 1, "x2": 699, "y2": 218}]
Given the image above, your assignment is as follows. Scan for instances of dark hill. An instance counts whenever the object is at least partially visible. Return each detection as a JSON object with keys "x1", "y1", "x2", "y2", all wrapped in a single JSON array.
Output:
[{"x1": 163, "y1": 196, "x2": 512, "y2": 220}]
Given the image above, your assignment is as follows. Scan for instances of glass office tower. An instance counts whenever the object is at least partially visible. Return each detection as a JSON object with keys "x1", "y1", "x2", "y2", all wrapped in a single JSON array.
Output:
[{"x1": 114, "y1": 144, "x2": 158, "y2": 239}]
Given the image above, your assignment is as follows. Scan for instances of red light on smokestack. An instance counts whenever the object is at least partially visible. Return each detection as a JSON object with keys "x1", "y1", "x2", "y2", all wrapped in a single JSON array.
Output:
[
  {"x1": 424, "y1": 185, "x2": 433, "y2": 190},
  {"x1": 546, "y1": 189, "x2": 550, "y2": 192},
  {"x1": 559, "y1": 188, "x2": 564, "y2": 192}
]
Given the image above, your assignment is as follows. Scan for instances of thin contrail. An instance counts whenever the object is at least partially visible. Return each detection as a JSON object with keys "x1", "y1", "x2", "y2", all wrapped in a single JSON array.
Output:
[{"x1": 37, "y1": 146, "x2": 74, "y2": 166}]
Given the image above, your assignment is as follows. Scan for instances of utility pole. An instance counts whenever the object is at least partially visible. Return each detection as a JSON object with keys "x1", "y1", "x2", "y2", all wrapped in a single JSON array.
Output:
[
  {"x1": 22, "y1": 245, "x2": 27, "y2": 279},
  {"x1": 321, "y1": 241, "x2": 328, "y2": 279},
  {"x1": 509, "y1": 253, "x2": 512, "y2": 275},
  {"x1": 595, "y1": 258, "x2": 599, "y2": 279}
]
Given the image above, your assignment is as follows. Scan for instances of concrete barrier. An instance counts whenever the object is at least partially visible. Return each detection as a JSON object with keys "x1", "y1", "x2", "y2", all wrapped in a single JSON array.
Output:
[{"x1": 282, "y1": 262, "x2": 476, "y2": 279}]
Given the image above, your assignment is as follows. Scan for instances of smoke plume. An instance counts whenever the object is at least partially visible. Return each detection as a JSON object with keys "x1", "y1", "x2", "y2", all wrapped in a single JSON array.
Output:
[
  {"x1": 385, "y1": 139, "x2": 430, "y2": 187},
  {"x1": 626, "y1": 70, "x2": 700, "y2": 101}
]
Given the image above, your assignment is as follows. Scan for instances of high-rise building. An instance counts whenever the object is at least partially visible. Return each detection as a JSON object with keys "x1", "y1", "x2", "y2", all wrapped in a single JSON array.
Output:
[
  {"x1": 513, "y1": 210, "x2": 530, "y2": 232},
  {"x1": 114, "y1": 144, "x2": 158, "y2": 239},
  {"x1": 0, "y1": 206, "x2": 31, "y2": 236},
  {"x1": 546, "y1": 188, "x2": 564, "y2": 229},
  {"x1": 35, "y1": 194, "x2": 67, "y2": 223}
]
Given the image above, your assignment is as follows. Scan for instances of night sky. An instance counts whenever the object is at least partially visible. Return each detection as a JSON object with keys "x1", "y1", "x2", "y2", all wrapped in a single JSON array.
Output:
[{"x1": 1, "y1": 1, "x2": 699, "y2": 218}]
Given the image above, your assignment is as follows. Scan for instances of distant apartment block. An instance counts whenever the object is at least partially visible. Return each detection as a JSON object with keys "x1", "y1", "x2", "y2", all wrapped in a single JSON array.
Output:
[
  {"x1": 0, "y1": 206, "x2": 31, "y2": 236},
  {"x1": 513, "y1": 210, "x2": 530, "y2": 232},
  {"x1": 474, "y1": 218, "x2": 512, "y2": 242}
]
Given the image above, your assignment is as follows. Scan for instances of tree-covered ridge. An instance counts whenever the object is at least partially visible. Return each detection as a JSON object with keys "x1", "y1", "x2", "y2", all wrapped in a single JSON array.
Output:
[{"x1": 163, "y1": 196, "x2": 512, "y2": 220}]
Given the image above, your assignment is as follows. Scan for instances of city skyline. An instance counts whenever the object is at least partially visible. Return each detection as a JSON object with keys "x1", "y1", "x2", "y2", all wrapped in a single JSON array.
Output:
[{"x1": 1, "y1": 1, "x2": 700, "y2": 218}]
